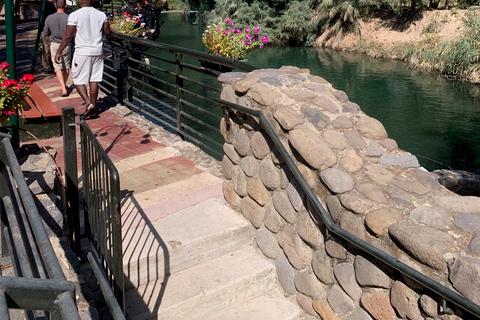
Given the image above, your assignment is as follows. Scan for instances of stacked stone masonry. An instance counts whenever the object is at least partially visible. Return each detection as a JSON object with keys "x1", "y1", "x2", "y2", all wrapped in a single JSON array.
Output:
[{"x1": 217, "y1": 67, "x2": 480, "y2": 320}]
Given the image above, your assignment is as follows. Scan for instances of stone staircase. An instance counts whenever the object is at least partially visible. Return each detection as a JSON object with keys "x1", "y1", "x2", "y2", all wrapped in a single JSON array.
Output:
[{"x1": 122, "y1": 196, "x2": 303, "y2": 320}]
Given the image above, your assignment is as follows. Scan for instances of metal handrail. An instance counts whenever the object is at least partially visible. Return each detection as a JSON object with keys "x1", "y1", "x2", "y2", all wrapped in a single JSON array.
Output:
[
  {"x1": 0, "y1": 133, "x2": 79, "y2": 319},
  {"x1": 215, "y1": 99, "x2": 480, "y2": 318},
  {"x1": 101, "y1": 33, "x2": 256, "y2": 160}
]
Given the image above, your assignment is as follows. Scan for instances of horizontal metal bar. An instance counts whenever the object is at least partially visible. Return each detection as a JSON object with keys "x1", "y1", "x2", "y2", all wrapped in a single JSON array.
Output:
[
  {"x1": 215, "y1": 98, "x2": 480, "y2": 318},
  {"x1": 178, "y1": 74, "x2": 221, "y2": 94},
  {"x1": 180, "y1": 97, "x2": 223, "y2": 121},
  {"x1": 124, "y1": 100, "x2": 178, "y2": 132},
  {"x1": 0, "y1": 276, "x2": 75, "y2": 311},
  {"x1": 130, "y1": 77, "x2": 176, "y2": 102},
  {"x1": 180, "y1": 125, "x2": 223, "y2": 153},
  {"x1": 180, "y1": 111, "x2": 222, "y2": 135},
  {"x1": 130, "y1": 96, "x2": 177, "y2": 122},
  {"x1": 130, "y1": 68, "x2": 176, "y2": 91},
  {"x1": 110, "y1": 33, "x2": 256, "y2": 72}
]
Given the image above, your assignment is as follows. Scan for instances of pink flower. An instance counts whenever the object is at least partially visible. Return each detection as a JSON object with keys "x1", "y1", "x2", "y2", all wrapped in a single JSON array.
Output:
[
  {"x1": 151, "y1": 29, "x2": 155, "y2": 33},
  {"x1": 245, "y1": 27, "x2": 250, "y2": 33},
  {"x1": 254, "y1": 26, "x2": 260, "y2": 33},
  {"x1": 236, "y1": 29, "x2": 241, "y2": 34},
  {"x1": 262, "y1": 36, "x2": 268, "y2": 43},
  {"x1": 216, "y1": 29, "x2": 220, "y2": 33},
  {"x1": 230, "y1": 22, "x2": 235, "y2": 26},
  {"x1": 224, "y1": 18, "x2": 230, "y2": 23},
  {"x1": 1, "y1": 62, "x2": 10, "y2": 69}
]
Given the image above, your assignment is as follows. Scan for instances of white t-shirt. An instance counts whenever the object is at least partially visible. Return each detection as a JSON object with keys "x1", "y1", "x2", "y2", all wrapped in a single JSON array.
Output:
[{"x1": 68, "y1": 7, "x2": 107, "y2": 56}]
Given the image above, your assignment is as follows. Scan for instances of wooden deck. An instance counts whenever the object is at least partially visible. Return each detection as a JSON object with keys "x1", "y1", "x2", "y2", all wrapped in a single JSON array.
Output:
[{"x1": 21, "y1": 82, "x2": 62, "y2": 119}]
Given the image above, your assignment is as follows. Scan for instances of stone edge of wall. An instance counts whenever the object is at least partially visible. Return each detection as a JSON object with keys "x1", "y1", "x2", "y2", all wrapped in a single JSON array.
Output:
[{"x1": 217, "y1": 66, "x2": 480, "y2": 320}]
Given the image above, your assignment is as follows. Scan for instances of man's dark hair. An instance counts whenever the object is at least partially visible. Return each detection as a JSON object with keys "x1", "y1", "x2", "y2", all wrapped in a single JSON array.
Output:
[{"x1": 55, "y1": 0, "x2": 66, "y2": 8}]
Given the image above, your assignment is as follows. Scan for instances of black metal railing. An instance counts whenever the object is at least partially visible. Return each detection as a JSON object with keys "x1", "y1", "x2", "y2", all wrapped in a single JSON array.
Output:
[
  {"x1": 62, "y1": 108, "x2": 125, "y2": 319},
  {"x1": 102, "y1": 32, "x2": 256, "y2": 160},
  {"x1": 0, "y1": 132, "x2": 79, "y2": 319},
  {"x1": 80, "y1": 117, "x2": 124, "y2": 314},
  {"x1": 215, "y1": 98, "x2": 480, "y2": 318}
]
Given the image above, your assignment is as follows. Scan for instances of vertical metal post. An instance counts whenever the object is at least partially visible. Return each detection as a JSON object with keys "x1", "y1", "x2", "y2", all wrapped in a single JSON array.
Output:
[
  {"x1": 116, "y1": 47, "x2": 125, "y2": 104},
  {"x1": 62, "y1": 107, "x2": 81, "y2": 256},
  {"x1": 175, "y1": 53, "x2": 184, "y2": 139},
  {"x1": 111, "y1": 170, "x2": 124, "y2": 312},
  {"x1": 126, "y1": 44, "x2": 133, "y2": 104},
  {"x1": 30, "y1": 0, "x2": 48, "y2": 75},
  {"x1": 5, "y1": 0, "x2": 19, "y2": 149}
]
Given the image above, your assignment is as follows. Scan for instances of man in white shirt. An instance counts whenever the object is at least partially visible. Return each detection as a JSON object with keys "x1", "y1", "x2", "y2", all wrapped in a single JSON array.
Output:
[{"x1": 55, "y1": 0, "x2": 111, "y2": 118}]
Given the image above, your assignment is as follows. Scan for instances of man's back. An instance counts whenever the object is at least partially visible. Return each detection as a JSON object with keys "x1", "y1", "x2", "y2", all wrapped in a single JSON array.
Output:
[
  {"x1": 44, "y1": 12, "x2": 69, "y2": 43},
  {"x1": 68, "y1": 6, "x2": 107, "y2": 56}
]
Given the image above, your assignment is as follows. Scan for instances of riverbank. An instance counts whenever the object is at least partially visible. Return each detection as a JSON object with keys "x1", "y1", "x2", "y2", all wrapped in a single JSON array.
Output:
[{"x1": 315, "y1": 9, "x2": 479, "y2": 82}]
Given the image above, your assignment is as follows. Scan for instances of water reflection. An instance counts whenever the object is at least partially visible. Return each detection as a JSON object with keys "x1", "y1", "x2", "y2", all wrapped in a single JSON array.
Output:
[{"x1": 158, "y1": 13, "x2": 480, "y2": 172}]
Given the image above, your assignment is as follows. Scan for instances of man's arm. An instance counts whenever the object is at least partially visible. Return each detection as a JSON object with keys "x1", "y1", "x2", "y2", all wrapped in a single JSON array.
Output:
[
  {"x1": 103, "y1": 21, "x2": 111, "y2": 36},
  {"x1": 55, "y1": 25, "x2": 76, "y2": 63}
]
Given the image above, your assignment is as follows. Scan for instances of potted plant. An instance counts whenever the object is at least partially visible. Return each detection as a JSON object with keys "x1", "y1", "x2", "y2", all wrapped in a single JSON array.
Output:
[
  {"x1": 0, "y1": 62, "x2": 34, "y2": 127},
  {"x1": 201, "y1": 18, "x2": 268, "y2": 72}
]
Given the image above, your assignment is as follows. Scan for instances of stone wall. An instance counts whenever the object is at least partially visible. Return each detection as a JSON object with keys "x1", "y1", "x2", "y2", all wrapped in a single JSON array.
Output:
[{"x1": 217, "y1": 67, "x2": 480, "y2": 320}]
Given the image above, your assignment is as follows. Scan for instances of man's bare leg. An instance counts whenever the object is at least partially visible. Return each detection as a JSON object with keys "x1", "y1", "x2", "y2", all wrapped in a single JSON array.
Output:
[
  {"x1": 76, "y1": 84, "x2": 91, "y2": 107},
  {"x1": 56, "y1": 69, "x2": 68, "y2": 95}
]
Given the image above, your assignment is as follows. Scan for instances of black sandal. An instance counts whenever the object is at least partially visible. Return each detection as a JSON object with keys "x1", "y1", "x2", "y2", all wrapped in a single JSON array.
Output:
[{"x1": 84, "y1": 104, "x2": 96, "y2": 119}]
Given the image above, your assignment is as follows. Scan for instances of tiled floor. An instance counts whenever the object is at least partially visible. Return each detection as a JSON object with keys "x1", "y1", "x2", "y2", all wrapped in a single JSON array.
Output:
[{"x1": 27, "y1": 72, "x2": 223, "y2": 228}]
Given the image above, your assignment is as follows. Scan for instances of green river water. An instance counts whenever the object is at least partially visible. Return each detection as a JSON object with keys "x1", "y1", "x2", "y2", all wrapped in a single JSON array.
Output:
[{"x1": 157, "y1": 12, "x2": 480, "y2": 173}]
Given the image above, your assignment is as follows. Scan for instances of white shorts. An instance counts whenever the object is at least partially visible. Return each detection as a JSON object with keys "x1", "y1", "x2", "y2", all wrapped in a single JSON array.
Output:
[{"x1": 72, "y1": 54, "x2": 104, "y2": 85}]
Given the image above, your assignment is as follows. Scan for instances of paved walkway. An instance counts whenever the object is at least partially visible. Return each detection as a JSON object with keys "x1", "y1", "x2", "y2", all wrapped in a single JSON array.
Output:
[{"x1": 1, "y1": 20, "x2": 226, "y2": 319}]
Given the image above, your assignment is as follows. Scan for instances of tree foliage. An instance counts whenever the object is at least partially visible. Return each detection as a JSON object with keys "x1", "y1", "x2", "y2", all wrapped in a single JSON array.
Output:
[{"x1": 199, "y1": 0, "x2": 456, "y2": 46}]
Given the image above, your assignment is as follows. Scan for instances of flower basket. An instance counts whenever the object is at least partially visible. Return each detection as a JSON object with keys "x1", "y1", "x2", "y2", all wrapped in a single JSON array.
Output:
[
  {"x1": 110, "y1": 11, "x2": 156, "y2": 40},
  {"x1": 202, "y1": 18, "x2": 268, "y2": 60}
]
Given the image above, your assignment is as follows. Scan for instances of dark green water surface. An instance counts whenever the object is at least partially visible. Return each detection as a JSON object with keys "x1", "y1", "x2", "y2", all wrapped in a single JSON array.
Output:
[{"x1": 158, "y1": 13, "x2": 480, "y2": 172}]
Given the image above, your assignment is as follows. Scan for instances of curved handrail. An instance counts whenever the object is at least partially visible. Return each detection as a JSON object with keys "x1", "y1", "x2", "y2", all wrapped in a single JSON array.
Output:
[
  {"x1": 109, "y1": 32, "x2": 257, "y2": 72},
  {"x1": 215, "y1": 98, "x2": 480, "y2": 318}
]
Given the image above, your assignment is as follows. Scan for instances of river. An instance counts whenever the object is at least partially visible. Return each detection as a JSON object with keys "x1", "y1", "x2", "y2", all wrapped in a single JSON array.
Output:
[{"x1": 157, "y1": 12, "x2": 480, "y2": 173}]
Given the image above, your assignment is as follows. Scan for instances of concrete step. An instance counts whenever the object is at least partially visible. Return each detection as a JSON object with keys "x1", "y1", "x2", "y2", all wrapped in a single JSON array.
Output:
[
  {"x1": 211, "y1": 289, "x2": 303, "y2": 320},
  {"x1": 122, "y1": 196, "x2": 253, "y2": 288},
  {"x1": 124, "y1": 247, "x2": 278, "y2": 320}
]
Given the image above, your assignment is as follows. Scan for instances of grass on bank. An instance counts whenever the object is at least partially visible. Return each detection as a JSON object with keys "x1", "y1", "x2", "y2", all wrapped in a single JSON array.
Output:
[{"x1": 357, "y1": 10, "x2": 480, "y2": 83}]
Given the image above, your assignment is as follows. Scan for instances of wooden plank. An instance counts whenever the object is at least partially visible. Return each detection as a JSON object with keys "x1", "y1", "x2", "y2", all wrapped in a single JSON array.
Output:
[
  {"x1": 20, "y1": 96, "x2": 43, "y2": 119},
  {"x1": 28, "y1": 83, "x2": 62, "y2": 117}
]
